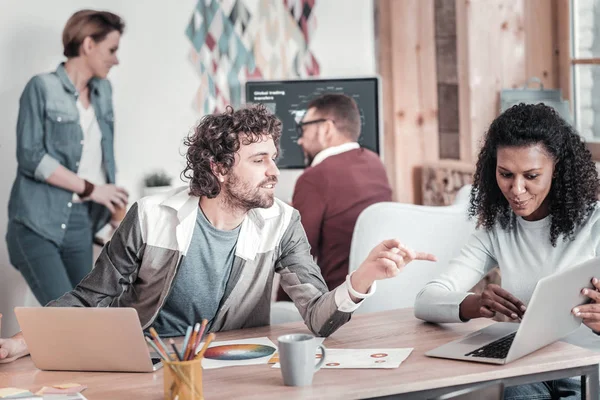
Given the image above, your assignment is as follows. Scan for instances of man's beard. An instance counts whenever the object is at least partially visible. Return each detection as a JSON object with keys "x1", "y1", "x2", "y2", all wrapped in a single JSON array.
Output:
[{"x1": 222, "y1": 171, "x2": 277, "y2": 212}]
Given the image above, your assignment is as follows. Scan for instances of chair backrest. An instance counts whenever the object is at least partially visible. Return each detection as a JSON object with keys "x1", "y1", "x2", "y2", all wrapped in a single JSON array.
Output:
[
  {"x1": 348, "y1": 202, "x2": 476, "y2": 314},
  {"x1": 452, "y1": 184, "x2": 472, "y2": 206}
]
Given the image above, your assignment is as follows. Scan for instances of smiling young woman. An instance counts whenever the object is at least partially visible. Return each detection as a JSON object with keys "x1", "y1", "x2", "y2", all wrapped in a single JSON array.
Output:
[
  {"x1": 469, "y1": 103, "x2": 599, "y2": 247},
  {"x1": 415, "y1": 103, "x2": 600, "y2": 399}
]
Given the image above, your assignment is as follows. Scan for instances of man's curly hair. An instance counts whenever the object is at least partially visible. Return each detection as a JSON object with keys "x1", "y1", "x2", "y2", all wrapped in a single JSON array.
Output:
[
  {"x1": 182, "y1": 104, "x2": 282, "y2": 198},
  {"x1": 469, "y1": 103, "x2": 599, "y2": 246}
]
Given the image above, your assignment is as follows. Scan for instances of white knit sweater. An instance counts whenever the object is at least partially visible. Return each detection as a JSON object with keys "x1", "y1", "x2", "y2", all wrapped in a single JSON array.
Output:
[{"x1": 414, "y1": 203, "x2": 600, "y2": 350}]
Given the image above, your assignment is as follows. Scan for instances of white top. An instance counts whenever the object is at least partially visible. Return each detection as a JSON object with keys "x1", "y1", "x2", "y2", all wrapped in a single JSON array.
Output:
[
  {"x1": 73, "y1": 102, "x2": 106, "y2": 201},
  {"x1": 414, "y1": 203, "x2": 600, "y2": 350},
  {"x1": 311, "y1": 142, "x2": 360, "y2": 167}
]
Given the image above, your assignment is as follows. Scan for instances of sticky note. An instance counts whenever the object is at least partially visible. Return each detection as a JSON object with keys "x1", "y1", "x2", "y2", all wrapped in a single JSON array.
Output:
[
  {"x1": 52, "y1": 384, "x2": 82, "y2": 390},
  {"x1": 0, "y1": 388, "x2": 30, "y2": 398},
  {"x1": 36, "y1": 384, "x2": 87, "y2": 395}
]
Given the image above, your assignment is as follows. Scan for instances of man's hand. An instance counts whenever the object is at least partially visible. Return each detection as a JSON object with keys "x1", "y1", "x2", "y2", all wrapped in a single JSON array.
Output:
[
  {"x1": 351, "y1": 239, "x2": 437, "y2": 296},
  {"x1": 459, "y1": 284, "x2": 526, "y2": 321},
  {"x1": 572, "y1": 277, "x2": 600, "y2": 333},
  {"x1": 0, "y1": 331, "x2": 29, "y2": 364}
]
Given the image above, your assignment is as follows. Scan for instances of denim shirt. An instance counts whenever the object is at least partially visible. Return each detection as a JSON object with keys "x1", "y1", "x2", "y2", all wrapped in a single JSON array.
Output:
[{"x1": 7, "y1": 63, "x2": 116, "y2": 246}]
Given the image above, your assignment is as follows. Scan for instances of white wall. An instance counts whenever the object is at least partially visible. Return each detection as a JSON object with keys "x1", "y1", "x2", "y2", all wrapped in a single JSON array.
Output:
[{"x1": 0, "y1": 0, "x2": 375, "y2": 337}]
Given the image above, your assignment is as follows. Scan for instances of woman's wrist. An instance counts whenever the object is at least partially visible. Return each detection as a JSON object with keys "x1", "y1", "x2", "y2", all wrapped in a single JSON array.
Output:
[
  {"x1": 78, "y1": 179, "x2": 95, "y2": 198},
  {"x1": 459, "y1": 294, "x2": 481, "y2": 321}
]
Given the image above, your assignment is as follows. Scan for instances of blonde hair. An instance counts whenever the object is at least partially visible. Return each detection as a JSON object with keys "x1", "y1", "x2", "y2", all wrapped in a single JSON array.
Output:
[{"x1": 62, "y1": 10, "x2": 125, "y2": 58}]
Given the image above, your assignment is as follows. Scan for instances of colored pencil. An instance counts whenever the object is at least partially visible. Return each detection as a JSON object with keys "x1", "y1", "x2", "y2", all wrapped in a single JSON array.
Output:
[
  {"x1": 169, "y1": 339, "x2": 182, "y2": 362},
  {"x1": 184, "y1": 323, "x2": 200, "y2": 361},
  {"x1": 149, "y1": 327, "x2": 174, "y2": 361},
  {"x1": 194, "y1": 333, "x2": 216, "y2": 360},
  {"x1": 180, "y1": 326, "x2": 193, "y2": 361},
  {"x1": 191, "y1": 319, "x2": 208, "y2": 357},
  {"x1": 145, "y1": 336, "x2": 168, "y2": 361}
]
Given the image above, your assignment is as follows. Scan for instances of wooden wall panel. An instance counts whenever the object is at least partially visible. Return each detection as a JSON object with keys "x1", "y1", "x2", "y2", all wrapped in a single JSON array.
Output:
[
  {"x1": 457, "y1": 0, "x2": 530, "y2": 162},
  {"x1": 556, "y1": 0, "x2": 572, "y2": 104},
  {"x1": 525, "y1": 0, "x2": 559, "y2": 89},
  {"x1": 436, "y1": 0, "x2": 460, "y2": 159},
  {"x1": 388, "y1": 0, "x2": 439, "y2": 204},
  {"x1": 377, "y1": 0, "x2": 397, "y2": 200},
  {"x1": 378, "y1": 0, "x2": 561, "y2": 202},
  {"x1": 456, "y1": 0, "x2": 472, "y2": 163}
]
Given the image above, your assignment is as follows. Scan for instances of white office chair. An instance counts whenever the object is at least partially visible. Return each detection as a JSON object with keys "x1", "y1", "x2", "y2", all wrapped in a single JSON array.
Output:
[
  {"x1": 348, "y1": 202, "x2": 476, "y2": 314},
  {"x1": 270, "y1": 301, "x2": 302, "y2": 325},
  {"x1": 452, "y1": 184, "x2": 473, "y2": 206}
]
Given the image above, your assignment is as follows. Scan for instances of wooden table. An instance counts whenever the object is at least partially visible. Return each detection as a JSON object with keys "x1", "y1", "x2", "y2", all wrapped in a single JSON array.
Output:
[{"x1": 1, "y1": 308, "x2": 600, "y2": 399}]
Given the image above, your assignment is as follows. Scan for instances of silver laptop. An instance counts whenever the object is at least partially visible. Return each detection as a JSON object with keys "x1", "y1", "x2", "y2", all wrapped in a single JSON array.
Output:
[
  {"x1": 426, "y1": 256, "x2": 600, "y2": 364},
  {"x1": 15, "y1": 307, "x2": 163, "y2": 372}
]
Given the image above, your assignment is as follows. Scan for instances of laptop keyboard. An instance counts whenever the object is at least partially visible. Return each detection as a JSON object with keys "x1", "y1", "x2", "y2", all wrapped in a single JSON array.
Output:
[{"x1": 464, "y1": 332, "x2": 517, "y2": 359}]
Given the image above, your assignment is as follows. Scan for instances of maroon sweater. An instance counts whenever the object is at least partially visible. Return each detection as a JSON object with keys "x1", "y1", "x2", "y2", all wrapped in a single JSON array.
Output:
[{"x1": 277, "y1": 148, "x2": 392, "y2": 301}]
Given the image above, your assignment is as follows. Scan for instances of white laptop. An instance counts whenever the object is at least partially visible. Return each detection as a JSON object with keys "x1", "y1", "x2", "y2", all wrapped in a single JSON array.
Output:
[
  {"x1": 426, "y1": 256, "x2": 600, "y2": 364},
  {"x1": 15, "y1": 307, "x2": 163, "y2": 372}
]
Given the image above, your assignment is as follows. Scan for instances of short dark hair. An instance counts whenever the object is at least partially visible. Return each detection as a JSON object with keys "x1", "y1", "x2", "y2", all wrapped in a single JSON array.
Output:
[
  {"x1": 469, "y1": 103, "x2": 599, "y2": 246},
  {"x1": 306, "y1": 93, "x2": 361, "y2": 140},
  {"x1": 182, "y1": 104, "x2": 282, "y2": 198},
  {"x1": 62, "y1": 10, "x2": 125, "y2": 58}
]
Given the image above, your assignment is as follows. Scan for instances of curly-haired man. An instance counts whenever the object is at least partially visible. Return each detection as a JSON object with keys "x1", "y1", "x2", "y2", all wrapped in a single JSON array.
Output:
[{"x1": 0, "y1": 104, "x2": 435, "y2": 362}]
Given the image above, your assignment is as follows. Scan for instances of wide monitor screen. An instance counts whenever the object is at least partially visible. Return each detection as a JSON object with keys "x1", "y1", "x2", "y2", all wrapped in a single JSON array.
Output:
[{"x1": 245, "y1": 77, "x2": 380, "y2": 169}]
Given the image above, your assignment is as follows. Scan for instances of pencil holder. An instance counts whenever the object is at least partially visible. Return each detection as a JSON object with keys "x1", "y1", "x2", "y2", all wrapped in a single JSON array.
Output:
[{"x1": 163, "y1": 358, "x2": 203, "y2": 400}]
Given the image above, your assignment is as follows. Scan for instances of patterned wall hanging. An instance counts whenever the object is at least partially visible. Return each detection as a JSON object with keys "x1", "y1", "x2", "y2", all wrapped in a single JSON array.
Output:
[{"x1": 186, "y1": 0, "x2": 319, "y2": 115}]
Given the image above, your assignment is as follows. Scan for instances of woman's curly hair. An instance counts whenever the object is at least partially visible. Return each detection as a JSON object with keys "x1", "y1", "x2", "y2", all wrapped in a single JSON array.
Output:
[
  {"x1": 469, "y1": 103, "x2": 599, "y2": 246},
  {"x1": 182, "y1": 104, "x2": 282, "y2": 198}
]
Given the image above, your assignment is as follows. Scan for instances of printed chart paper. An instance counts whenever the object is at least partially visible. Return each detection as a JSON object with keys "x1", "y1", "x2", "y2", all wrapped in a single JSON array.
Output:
[{"x1": 272, "y1": 348, "x2": 413, "y2": 369}]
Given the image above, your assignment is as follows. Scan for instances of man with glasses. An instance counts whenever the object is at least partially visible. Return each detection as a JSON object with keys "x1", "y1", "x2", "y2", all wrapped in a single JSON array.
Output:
[{"x1": 277, "y1": 93, "x2": 393, "y2": 302}]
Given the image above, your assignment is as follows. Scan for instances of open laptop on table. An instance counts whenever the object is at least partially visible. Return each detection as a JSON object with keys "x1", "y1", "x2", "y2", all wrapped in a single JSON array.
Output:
[
  {"x1": 15, "y1": 307, "x2": 163, "y2": 372},
  {"x1": 426, "y1": 256, "x2": 600, "y2": 365}
]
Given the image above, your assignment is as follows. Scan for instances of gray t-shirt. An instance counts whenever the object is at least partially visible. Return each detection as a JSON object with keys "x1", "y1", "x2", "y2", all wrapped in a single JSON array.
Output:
[{"x1": 152, "y1": 207, "x2": 240, "y2": 337}]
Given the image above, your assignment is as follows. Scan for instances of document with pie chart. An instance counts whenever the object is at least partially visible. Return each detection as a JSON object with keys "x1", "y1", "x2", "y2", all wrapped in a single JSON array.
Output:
[{"x1": 272, "y1": 348, "x2": 413, "y2": 369}]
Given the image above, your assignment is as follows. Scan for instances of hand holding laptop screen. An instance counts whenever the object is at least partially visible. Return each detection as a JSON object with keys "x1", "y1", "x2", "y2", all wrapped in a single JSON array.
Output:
[
  {"x1": 427, "y1": 257, "x2": 600, "y2": 365},
  {"x1": 459, "y1": 284, "x2": 527, "y2": 321},
  {"x1": 572, "y1": 276, "x2": 600, "y2": 332}
]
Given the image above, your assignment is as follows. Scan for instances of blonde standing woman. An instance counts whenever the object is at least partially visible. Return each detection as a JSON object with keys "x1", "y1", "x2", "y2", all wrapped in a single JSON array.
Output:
[{"x1": 6, "y1": 10, "x2": 129, "y2": 306}]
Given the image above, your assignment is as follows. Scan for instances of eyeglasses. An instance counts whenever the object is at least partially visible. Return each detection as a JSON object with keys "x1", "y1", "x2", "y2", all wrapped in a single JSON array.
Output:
[{"x1": 295, "y1": 119, "x2": 333, "y2": 138}]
